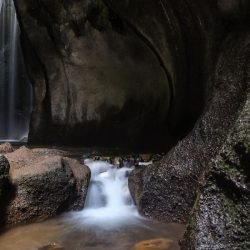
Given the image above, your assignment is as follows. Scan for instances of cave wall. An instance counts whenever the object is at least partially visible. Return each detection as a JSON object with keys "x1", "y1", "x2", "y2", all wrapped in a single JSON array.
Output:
[
  {"x1": 182, "y1": 75, "x2": 250, "y2": 250},
  {"x1": 13, "y1": 0, "x2": 221, "y2": 148},
  {"x1": 125, "y1": 0, "x2": 250, "y2": 223},
  {"x1": 129, "y1": 30, "x2": 250, "y2": 222},
  {"x1": 14, "y1": 0, "x2": 172, "y2": 147}
]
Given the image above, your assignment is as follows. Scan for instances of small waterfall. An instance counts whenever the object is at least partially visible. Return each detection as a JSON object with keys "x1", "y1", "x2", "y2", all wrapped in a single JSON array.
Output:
[
  {"x1": 0, "y1": 0, "x2": 32, "y2": 141},
  {"x1": 79, "y1": 159, "x2": 138, "y2": 226},
  {"x1": 0, "y1": 1, "x2": 3, "y2": 13}
]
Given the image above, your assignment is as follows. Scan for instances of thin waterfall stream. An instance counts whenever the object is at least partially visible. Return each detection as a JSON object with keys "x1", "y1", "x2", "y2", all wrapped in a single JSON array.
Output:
[
  {"x1": 0, "y1": 0, "x2": 32, "y2": 142},
  {"x1": 81, "y1": 159, "x2": 138, "y2": 224}
]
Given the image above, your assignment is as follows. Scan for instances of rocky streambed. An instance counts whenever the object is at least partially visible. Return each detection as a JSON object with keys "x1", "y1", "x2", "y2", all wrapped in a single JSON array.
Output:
[{"x1": 0, "y1": 144, "x2": 185, "y2": 250}]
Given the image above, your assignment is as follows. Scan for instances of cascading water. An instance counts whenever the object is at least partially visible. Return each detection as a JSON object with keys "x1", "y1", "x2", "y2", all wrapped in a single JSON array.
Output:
[
  {"x1": 0, "y1": 0, "x2": 32, "y2": 141},
  {"x1": 76, "y1": 159, "x2": 139, "y2": 226}
]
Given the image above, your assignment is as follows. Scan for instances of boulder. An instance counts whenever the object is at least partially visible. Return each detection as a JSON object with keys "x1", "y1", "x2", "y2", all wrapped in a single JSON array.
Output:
[
  {"x1": 4, "y1": 147, "x2": 90, "y2": 225},
  {"x1": 181, "y1": 88, "x2": 250, "y2": 249},
  {"x1": 0, "y1": 155, "x2": 10, "y2": 202},
  {"x1": 129, "y1": 32, "x2": 250, "y2": 223},
  {"x1": 0, "y1": 143, "x2": 14, "y2": 154}
]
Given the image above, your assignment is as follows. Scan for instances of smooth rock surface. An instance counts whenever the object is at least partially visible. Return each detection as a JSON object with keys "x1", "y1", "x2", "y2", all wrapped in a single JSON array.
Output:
[
  {"x1": 14, "y1": 0, "x2": 175, "y2": 148},
  {"x1": 13, "y1": 0, "x2": 223, "y2": 148},
  {"x1": 4, "y1": 147, "x2": 90, "y2": 225}
]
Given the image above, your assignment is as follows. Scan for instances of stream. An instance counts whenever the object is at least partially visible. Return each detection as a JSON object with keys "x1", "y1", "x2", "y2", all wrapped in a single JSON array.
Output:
[{"x1": 0, "y1": 160, "x2": 185, "y2": 250}]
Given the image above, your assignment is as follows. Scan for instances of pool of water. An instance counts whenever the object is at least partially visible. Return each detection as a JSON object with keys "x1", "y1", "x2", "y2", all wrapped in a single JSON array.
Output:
[{"x1": 0, "y1": 214, "x2": 184, "y2": 250}]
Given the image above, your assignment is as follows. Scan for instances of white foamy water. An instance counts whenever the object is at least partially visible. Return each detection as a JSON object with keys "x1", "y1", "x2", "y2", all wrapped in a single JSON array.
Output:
[{"x1": 71, "y1": 159, "x2": 139, "y2": 226}]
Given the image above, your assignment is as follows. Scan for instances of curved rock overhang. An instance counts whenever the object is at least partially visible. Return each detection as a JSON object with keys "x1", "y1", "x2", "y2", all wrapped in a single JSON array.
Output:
[{"x1": 13, "y1": 0, "x2": 239, "y2": 149}]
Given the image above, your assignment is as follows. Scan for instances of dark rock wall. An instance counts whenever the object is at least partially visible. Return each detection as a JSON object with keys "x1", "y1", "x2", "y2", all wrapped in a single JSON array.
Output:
[
  {"x1": 129, "y1": 31, "x2": 250, "y2": 223},
  {"x1": 13, "y1": 0, "x2": 223, "y2": 148},
  {"x1": 0, "y1": 155, "x2": 9, "y2": 202},
  {"x1": 14, "y1": 0, "x2": 175, "y2": 147},
  {"x1": 105, "y1": 0, "x2": 220, "y2": 136},
  {"x1": 0, "y1": 155, "x2": 10, "y2": 226},
  {"x1": 182, "y1": 81, "x2": 250, "y2": 250}
]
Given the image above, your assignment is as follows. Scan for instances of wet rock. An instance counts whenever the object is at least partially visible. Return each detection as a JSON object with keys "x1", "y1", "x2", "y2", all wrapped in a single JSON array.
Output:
[
  {"x1": 0, "y1": 155, "x2": 10, "y2": 202},
  {"x1": 151, "y1": 154, "x2": 165, "y2": 163},
  {"x1": 38, "y1": 243, "x2": 64, "y2": 250},
  {"x1": 4, "y1": 147, "x2": 90, "y2": 226},
  {"x1": 112, "y1": 157, "x2": 122, "y2": 167},
  {"x1": 140, "y1": 154, "x2": 152, "y2": 162},
  {"x1": 0, "y1": 155, "x2": 10, "y2": 227},
  {"x1": 129, "y1": 32, "x2": 250, "y2": 223},
  {"x1": 181, "y1": 89, "x2": 250, "y2": 249},
  {"x1": 134, "y1": 238, "x2": 173, "y2": 250},
  {"x1": 0, "y1": 143, "x2": 14, "y2": 154}
]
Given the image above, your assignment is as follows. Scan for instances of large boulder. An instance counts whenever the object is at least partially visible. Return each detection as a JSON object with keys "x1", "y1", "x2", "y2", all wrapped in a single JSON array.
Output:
[
  {"x1": 181, "y1": 88, "x2": 250, "y2": 249},
  {"x1": 4, "y1": 147, "x2": 90, "y2": 225},
  {"x1": 129, "y1": 32, "x2": 250, "y2": 222}
]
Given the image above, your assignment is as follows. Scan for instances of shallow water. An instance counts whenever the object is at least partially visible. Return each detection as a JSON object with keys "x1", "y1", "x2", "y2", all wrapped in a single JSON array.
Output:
[
  {"x1": 0, "y1": 160, "x2": 185, "y2": 250},
  {"x1": 0, "y1": 215, "x2": 184, "y2": 250}
]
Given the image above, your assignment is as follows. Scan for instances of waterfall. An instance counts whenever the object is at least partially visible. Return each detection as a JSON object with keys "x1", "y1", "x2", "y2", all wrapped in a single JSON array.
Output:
[
  {"x1": 0, "y1": 1, "x2": 3, "y2": 13},
  {"x1": 77, "y1": 159, "x2": 139, "y2": 226},
  {"x1": 0, "y1": 0, "x2": 32, "y2": 142}
]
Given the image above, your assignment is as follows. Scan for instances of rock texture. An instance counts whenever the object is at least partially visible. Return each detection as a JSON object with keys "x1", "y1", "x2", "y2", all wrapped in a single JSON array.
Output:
[
  {"x1": 129, "y1": 31, "x2": 250, "y2": 222},
  {"x1": 13, "y1": 0, "x2": 222, "y2": 148},
  {"x1": 181, "y1": 88, "x2": 250, "y2": 249},
  {"x1": 0, "y1": 143, "x2": 14, "y2": 154},
  {"x1": 4, "y1": 147, "x2": 90, "y2": 225},
  {"x1": 14, "y1": 0, "x2": 174, "y2": 148},
  {"x1": 39, "y1": 243, "x2": 64, "y2": 250},
  {"x1": 0, "y1": 155, "x2": 10, "y2": 227},
  {"x1": 0, "y1": 155, "x2": 10, "y2": 203}
]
